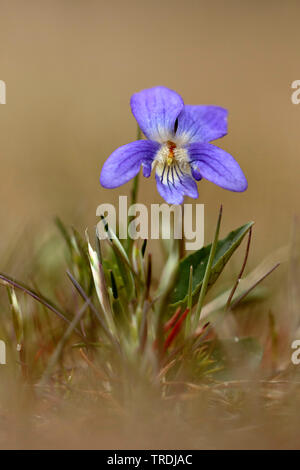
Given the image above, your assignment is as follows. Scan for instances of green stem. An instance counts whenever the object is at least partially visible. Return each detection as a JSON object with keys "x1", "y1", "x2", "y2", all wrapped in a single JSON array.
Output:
[
  {"x1": 179, "y1": 204, "x2": 185, "y2": 259},
  {"x1": 131, "y1": 125, "x2": 142, "y2": 206},
  {"x1": 185, "y1": 265, "x2": 193, "y2": 337},
  {"x1": 127, "y1": 126, "x2": 142, "y2": 254},
  {"x1": 193, "y1": 205, "x2": 222, "y2": 330}
]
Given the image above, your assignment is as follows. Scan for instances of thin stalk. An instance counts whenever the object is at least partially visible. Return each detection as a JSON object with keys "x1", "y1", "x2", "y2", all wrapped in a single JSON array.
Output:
[
  {"x1": 66, "y1": 270, "x2": 119, "y2": 351},
  {"x1": 229, "y1": 263, "x2": 280, "y2": 310},
  {"x1": 127, "y1": 125, "x2": 142, "y2": 255},
  {"x1": 39, "y1": 301, "x2": 89, "y2": 385},
  {"x1": 185, "y1": 265, "x2": 193, "y2": 337},
  {"x1": 179, "y1": 204, "x2": 185, "y2": 259},
  {"x1": 193, "y1": 206, "x2": 222, "y2": 330},
  {"x1": 0, "y1": 273, "x2": 83, "y2": 338},
  {"x1": 131, "y1": 126, "x2": 142, "y2": 207},
  {"x1": 225, "y1": 227, "x2": 252, "y2": 310}
]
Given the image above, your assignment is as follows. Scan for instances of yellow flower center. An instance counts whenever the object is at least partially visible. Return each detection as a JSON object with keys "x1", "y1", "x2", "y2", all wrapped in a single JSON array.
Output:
[
  {"x1": 153, "y1": 140, "x2": 190, "y2": 185},
  {"x1": 166, "y1": 141, "x2": 177, "y2": 166}
]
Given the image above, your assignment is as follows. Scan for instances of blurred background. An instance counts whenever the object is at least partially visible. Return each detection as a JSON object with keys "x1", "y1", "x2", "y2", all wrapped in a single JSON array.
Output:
[{"x1": 0, "y1": 0, "x2": 299, "y2": 272}]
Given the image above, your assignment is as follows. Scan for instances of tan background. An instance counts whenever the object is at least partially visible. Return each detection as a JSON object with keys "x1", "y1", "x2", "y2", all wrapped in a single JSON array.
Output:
[{"x1": 0, "y1": 0, "x2": 299, "y2": 270}]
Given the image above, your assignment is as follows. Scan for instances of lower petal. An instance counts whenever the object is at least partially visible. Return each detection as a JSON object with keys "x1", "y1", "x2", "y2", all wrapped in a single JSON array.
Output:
[
  {"x1": 188, "y1": 142, "x2": 248, "y2": 192},
  {"x1": 155, "y1": 171, "x2": 198, "y2": 205},
  {"x1": 100, "y1": 140, "x2": 159, "y2": 188}
]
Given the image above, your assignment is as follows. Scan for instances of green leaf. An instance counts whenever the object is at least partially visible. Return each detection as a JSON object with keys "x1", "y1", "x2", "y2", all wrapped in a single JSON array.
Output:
[
  {"x1": 171, "y1": 221, "x2": 254, "y2": 306},
  {"x1": 97, "y1": 217, "x2": 136, "y2": 299}
]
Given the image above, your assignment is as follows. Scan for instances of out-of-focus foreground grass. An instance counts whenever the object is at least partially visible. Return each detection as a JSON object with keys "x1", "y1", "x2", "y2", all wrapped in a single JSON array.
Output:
[
  {"x1": 0, "y1": 214, "x2": 299, "y2": 450},
  {"x1": 1, "y1": 0, "x2": 300, "y2": 449}
]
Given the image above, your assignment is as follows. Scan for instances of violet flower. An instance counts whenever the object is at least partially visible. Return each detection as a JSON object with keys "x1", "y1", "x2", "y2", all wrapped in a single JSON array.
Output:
[{"x1": 100, "y1": 86, "x2": 247, "y2": 204}]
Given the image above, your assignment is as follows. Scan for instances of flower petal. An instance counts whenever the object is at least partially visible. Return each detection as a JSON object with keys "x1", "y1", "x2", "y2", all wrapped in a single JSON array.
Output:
[
  {"x1": 191, "y1": 166, "x2": 202, "y2": 181},
  {"x1": 188, "y1": 143, "x2": 247, "y2": 192},
  {"x1": 142, "y1": 160, "x2": 152, "y2": 178},
  {"x1": 130, "y1": 86, "x2": 184, "y2": 142},
  {"x1": 176, "y1": 105, "x2": 228, "y2": 144},
  {"x1": 155, "y1": 171, "x2": 198, "y2": 205},
  {"x1": 100, "y1": 140, "x2": 159, "y2": 188}
]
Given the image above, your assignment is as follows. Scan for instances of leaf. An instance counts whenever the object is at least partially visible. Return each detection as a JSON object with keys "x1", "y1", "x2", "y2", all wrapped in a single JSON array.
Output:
[
  {"x1": 97, "y1": 217, "x2": 136, "y2": 299},
  {"x1": 171, "y1": 222, "x2": 254, "y2": 306}
]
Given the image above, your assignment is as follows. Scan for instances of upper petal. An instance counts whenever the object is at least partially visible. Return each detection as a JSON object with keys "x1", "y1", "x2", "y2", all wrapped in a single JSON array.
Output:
[
  {"x1": 176, "y1": 105, "x2": 228, "y2": 144},
  {"x1": 100, "y1": 140, "x2": 159, "y2": 189},
  {"x1": 188, "y1": 142, "x2": 248, "y2": 192},
  {"x1": 130, "y1": 86, "x2": 184, "y2": 142}
]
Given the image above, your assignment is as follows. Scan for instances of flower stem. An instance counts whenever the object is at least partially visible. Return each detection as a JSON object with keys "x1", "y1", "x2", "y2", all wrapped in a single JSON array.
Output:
[
  {"x1": 127, "y1": 126, "x2": 142, "y2": 255},
  {"x1": 130, "y1": 126, "x2": 142, "y2": 207},
  {"x1": 179, "y1": 204, "x2": 185, "y2": 259},
  {"x1": 185, "y1": 265, "x2": 193, "y2": 337}
]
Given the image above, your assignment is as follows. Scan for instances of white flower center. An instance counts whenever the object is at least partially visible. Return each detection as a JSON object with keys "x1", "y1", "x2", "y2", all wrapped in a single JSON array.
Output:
[{"x1": 153, "y1": 141, "x2": 190, "y2": 185}]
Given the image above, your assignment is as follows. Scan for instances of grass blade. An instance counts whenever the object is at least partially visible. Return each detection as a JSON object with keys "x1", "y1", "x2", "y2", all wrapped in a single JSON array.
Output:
[
  {"x1": 0, "y1": 273, "x2": 83, "y2": 338},
  {"x1": 193, "y1": 206, "x2": 222, "y2": 330}
]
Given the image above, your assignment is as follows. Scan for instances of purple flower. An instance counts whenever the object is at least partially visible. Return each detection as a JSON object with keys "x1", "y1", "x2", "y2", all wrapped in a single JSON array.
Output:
[{"x1": 100, "y1": 86, "x2": 247, "y2": 205}]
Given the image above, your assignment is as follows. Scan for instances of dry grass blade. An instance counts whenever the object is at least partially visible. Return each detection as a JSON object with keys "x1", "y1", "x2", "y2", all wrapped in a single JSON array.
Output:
[
  {"x1": 226, "y1": 226, "x2": 252, "y2": 310},
  {"x1": 230, "y1": 263, "x2": 280, "y2": 310},
  {"x1": 66, "y1": 270, "x2": 120, "y2": 352},
  {"x1": 40, "y1": 301, "x2": 89, "y2": 385},
  {"x1": 0, "y1": 272, "x2": 83, "y2": 337}
]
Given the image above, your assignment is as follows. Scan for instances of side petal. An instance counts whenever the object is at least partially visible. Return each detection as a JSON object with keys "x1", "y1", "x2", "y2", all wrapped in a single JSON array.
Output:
[
  {"x1": 188, "y1": 142, "x2": 248, "y2": 192},
  {"x1": 155, "y1": 172, "x2": 198, "y2": 205},
  {"x1": 130, "y1": 86, "x2": 184, "y2": 142},
  {"x1": 100, "y1": 140, "x2": 159, "y2": 188},
  {"x1": 176, "y1": 105, "x2": 228, "y2": 144}
]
